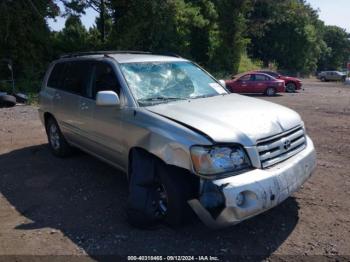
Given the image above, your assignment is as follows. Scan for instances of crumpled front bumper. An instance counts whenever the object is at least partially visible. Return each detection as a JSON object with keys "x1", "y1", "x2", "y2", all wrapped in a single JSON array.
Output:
[{"x1": 188, "y1": 136, "x2": 316, "y2": 228}]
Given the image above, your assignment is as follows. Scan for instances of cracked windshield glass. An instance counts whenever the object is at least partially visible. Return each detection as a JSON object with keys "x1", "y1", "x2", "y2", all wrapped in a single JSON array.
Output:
[{"x1": 120, "y1": 61, "x2": 227, "y2": 106}]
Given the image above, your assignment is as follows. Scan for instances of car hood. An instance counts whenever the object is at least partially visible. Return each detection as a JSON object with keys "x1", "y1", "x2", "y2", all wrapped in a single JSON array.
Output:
[{"x1": 146, "y1": 94, "x2": 302, "y2": 145}]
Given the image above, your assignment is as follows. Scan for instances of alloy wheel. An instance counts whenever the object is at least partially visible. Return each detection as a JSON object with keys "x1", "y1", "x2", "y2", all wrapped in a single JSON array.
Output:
[{"x1": 49, "y1": 123, "x2": 60, "y2": 150}]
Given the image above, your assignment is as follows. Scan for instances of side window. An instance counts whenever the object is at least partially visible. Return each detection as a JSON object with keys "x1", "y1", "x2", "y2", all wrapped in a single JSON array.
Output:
[
  {"x1": 61, "y1": 61, "x2": 91, "y2": 95},
  {"x1": 255, "y1": 74, "x2": 268, "y2": 81},
  {"x1": 92, "y1": 62, "x2": 120, "y2": 98},
  {"x1": 47, "y1": 63, "x2": 65, "y2": 89},
  {"x1": 240, "y1": 74, "x2": 251, "y2": 81}
]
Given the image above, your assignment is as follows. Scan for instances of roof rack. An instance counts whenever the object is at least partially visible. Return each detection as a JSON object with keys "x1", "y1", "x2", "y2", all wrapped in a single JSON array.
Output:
[
  {"x1": 60, "y1": 50, "x2": 182, "y2": 59},
  {"x1": 60, "y1": 50, "x2": 152, "y2": 59}
]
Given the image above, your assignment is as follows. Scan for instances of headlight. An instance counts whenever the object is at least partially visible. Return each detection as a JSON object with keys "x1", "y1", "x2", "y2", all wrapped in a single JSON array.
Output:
[{"x1": 190, "y1": 145, "x2": 251, "y2": 177}]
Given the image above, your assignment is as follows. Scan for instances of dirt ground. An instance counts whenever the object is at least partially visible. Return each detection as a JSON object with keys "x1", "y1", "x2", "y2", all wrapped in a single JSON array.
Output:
[{"x1": 0, "y1": 79, "x2": 349, "y2": 261}]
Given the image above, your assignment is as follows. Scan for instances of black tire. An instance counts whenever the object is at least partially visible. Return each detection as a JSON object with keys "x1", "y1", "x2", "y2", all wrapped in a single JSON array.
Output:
[
  {"x1": 320, "y1": 77, "x2": 326, "y2": 82},
  {"x1": 127, "y1": 150, "x2": 197, "y2": 228},
  {"x1": 14, "y1": 93, "x2": 28, "y2": 104},
  {"x1": 158, "y1": 164, "x2": 196, "y2": 227},
  {"x1": 286, "y1": 82, "x2": 296, "y2": 93},
  {"x1": 0, "y1": 95, "x2": 16, "y2": 108},
  {"x1": 45, "y1": 117, "x2": 73, "y2": 157},
  {"x1": 265, "y1": 87, "x2": 276, "y2": 96}
]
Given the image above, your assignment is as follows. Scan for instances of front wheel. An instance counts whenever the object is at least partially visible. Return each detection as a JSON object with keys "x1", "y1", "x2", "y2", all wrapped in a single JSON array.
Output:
[
  {"x1": 127, "y1": 150, "x2": 196, "y2": 228},
  {"x1": 265, "y1": 87, "x2": 276, "y2": 97}
]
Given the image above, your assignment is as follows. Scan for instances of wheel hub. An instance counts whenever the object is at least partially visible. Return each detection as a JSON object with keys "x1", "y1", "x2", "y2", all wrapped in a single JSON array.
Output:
[
  {"x1": 49, "y1": 124, "x2": 60, "y2": 150},
  {"x1": 156, "y1": 184, "x2": 168, "y2": 216}
]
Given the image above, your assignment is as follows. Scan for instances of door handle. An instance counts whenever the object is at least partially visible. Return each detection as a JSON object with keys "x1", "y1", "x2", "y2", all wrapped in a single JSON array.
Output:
[{"x1": 80, "y1": 102, "x2": 88, "y2": 110}]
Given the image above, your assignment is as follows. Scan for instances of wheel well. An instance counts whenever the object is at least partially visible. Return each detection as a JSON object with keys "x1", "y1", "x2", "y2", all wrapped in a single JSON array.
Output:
[
  {"x1": 128, "y1": 147, "x2": 199, "y2": 194},
  {"x1": 128, "y1": 147, "x2": 168, "y2": 179},
  {"x1": 43, "y1": 112, "x2": 55, "y2": 131}
]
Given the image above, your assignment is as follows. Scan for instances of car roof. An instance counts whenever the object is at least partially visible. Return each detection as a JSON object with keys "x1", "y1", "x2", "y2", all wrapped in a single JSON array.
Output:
[
  {"x1": 57, "y1": 51, "x2": 188, "y2": 64},
  {"x1": 233, "y1": 72, "x2": 273, "y2": 79},
  {"x1": 109, "y1": 53, "x2": 188, "y2": 63}
]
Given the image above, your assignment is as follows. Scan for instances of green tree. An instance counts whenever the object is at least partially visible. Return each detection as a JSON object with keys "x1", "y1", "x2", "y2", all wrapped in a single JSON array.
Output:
[
  {"x1": 247, "y1": 0, "x2": 325, "y2": 74},
  {"x1": 318, "y1": 25, "x2": 350, "y2": 70},
  {"x1": 61, "y1": 0, "x2": 112, "y2": 43},
  {"x1": 210, "y1": 0, "x2": 250, "y2": 74},
  {"x1": 0, "y1": 0, "x2": 58, "y2": 91},
  {"x1": 109, "y1": 0, "x2": 206, "y2": 54},
  {"x1": 51, "y1": 15, "x2": 91, "y2": 55}
]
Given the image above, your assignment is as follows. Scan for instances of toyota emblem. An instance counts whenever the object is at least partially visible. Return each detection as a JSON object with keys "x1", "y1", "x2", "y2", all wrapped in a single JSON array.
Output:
[{"x1": 282, "y1": 138, "x2": 291, "y2": 150}]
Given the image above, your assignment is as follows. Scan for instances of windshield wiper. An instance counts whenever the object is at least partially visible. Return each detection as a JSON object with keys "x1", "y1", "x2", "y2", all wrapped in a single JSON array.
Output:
[
  {"x1": 139, "y1": 96, "x2": 186, "y2": 102},
  {"x1": 138, "y1": 96, "x2": 187, "y2": 105},
  {"x1": 192, "y1": 94, "x2": 216, "y2": 99}
]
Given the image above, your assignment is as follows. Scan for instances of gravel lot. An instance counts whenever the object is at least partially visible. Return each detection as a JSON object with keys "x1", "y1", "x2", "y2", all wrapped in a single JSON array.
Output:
[{"x1": 0, "y1": 79, "x2": 349, "y2": 261}]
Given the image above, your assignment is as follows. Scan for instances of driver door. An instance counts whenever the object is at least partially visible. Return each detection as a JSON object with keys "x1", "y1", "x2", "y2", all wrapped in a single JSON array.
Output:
[
  {"x1": 79, "y1": 61, "x2": 125, "y2": 167},
  {"x1": 234, "y1": 74, "x2": 251, "y2": 93}
]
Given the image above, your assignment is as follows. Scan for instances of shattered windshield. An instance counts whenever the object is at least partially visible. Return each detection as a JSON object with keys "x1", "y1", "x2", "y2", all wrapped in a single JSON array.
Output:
[{"x1": 119, "y1": 61, "x2": 227, "y2": 106}]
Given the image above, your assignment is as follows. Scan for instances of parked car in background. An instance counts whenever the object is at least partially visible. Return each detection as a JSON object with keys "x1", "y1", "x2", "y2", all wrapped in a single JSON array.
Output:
[
  {"x1": 317, "y1": 71, "x2": 346, "y2": 82},
  {"x1": 225, "y1": 72, "x2": 285, "y2": 96},
  {"x1": 254, "y1": 70, "x2": 302, "y2": 93}
]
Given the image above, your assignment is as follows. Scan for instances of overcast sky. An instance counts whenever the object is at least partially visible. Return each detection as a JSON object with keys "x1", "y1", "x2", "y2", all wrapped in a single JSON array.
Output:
[{"x1": 47, "y1": 0, "x2": 350, "y2": 33}]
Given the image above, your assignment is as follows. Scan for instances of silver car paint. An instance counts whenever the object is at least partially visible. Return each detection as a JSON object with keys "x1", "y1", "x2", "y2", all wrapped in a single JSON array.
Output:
[
  {"x1": 146, "y1": 93, "x2": 302, "y2": 145},
  {"x1": 39, "y1": 54, "x2": 316, "y2": 227}
]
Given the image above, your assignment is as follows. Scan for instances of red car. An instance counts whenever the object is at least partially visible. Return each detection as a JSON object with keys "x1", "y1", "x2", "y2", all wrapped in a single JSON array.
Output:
[
  {"x1": 254, "y1": 70, "x2": 302, "y2": 93},
  {"x1": 225, "y1": 72, "x2": 285, "y2": 96}
]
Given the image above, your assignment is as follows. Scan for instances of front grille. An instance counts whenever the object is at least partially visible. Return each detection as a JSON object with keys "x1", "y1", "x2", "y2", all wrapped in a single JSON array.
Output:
[{"x1": 257, "y1": 126, "x2": 306, "y2": 168}]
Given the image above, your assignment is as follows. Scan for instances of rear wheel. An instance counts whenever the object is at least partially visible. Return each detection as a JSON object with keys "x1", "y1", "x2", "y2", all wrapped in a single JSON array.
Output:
[
  {"x1": 286, "y1": 82, "x2": 296, "y2": 93},
  {"x1": 320, "y1": 77, "x2": 326, "y2": 82},
  {"x1": 265, "y1": 87, "x2": 276, "y2": 96},
  {"x1": 46, "y1": 117, "x2": 73, "y2": 157}
]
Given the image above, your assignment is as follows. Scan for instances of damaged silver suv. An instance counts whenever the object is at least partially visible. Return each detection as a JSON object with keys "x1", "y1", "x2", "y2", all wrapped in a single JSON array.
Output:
[{"x1": 39, "y1": 51, "x2": 316, "y2": 228}]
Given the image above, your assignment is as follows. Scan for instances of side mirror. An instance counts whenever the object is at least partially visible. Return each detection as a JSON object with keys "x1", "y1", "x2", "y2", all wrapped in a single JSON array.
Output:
[
  {"x1": 219, "y1": 79, "x2": 226, "y2": 88},
  {"x1": 96, "y1": 91, "x2": 120, "y2": 106}
]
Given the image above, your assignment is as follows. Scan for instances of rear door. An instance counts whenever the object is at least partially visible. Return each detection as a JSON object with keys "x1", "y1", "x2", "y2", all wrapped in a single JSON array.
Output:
[
  {"x1": 328, "y1": 72, "x2": 334, "y2": 80},
  {"x1": 252, "y1": 74, "x2": 269, "y2": 93},
  {"x1": 50, "y1": 61, "x2": 89, "y2": 142}
]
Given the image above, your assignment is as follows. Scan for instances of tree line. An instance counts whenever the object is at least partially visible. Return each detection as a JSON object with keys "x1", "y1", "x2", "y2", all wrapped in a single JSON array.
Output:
[{"x1": 0, "y1": 0, "x2": 349, "y2": 93}]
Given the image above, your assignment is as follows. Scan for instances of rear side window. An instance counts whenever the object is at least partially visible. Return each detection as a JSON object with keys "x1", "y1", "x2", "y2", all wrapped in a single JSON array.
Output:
[
  {"x1": 47, "y1": 63, "x2": 65, "y2": 88},
  {"x1": 61, "y1": 61, "x2": 92, "y2": 95},
  {"x1": 263, "y1": 71, "x2": 278, "y2": 78},
  {"x1": 254, "y1": 74, "x2": 270, "y2": 81}
]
